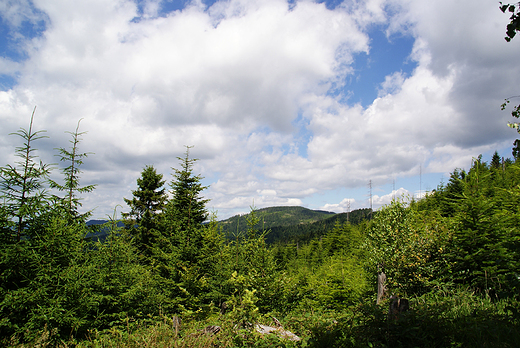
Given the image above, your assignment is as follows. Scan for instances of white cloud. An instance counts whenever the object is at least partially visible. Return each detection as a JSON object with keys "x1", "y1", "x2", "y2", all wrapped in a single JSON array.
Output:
[
  {"x1": 0, "y1": 0, "x2": 47, "y2": 29},
  {"x1": 0, "y1": 0, "x2": 518, "y2": 219},
  {"x1": 319, "y1": 197, "x2": 357, "y2": 213},
  {"x1": 372, "y1": 187, "x2": 411, "y2": 208}
]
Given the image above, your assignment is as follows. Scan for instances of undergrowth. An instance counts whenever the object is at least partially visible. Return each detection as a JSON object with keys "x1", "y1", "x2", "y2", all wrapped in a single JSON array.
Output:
[{"x1": 5, "y1": 288, "x2": 519, "y2": 348}]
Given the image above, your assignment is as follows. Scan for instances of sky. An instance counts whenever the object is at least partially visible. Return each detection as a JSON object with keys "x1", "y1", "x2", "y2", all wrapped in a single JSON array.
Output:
[{"x1": 1, "y1": 0, "x2": 519, "y2": 220}]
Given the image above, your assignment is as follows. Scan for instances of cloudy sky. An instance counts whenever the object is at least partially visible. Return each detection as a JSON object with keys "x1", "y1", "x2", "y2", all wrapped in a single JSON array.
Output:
[{"x1": 1, "y1": 0, "x2": 519, "y2": 220}]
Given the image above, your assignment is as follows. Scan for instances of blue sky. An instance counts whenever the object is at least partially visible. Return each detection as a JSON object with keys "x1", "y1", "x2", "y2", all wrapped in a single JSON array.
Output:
[{"x1": 0, "y1": 0, "x2": 519, "y2": 219}]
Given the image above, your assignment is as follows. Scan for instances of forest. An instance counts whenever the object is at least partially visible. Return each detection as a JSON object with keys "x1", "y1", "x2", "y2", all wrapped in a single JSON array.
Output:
[{"x1": 1, "y1": 109, "x2": 520, "y2": 348}]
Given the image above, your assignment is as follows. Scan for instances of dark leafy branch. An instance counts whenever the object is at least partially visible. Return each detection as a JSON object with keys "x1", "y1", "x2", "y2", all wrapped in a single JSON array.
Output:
[{"x1": 500, "y1": 2, "x2": 520, "y2": 42}]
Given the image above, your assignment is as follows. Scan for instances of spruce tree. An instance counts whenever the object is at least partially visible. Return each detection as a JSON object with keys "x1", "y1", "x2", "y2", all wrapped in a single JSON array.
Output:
[
  {"x1": 491, "y1": 150, "x2": 502, "y2": 169},
  {"x1": 123, "y1": 165, "x2": 167, "y2": 256},
  {"x1": 49, "y1": 119, "x2": 96, "y2": 222},
  {"x1": 0, "y1": 107, "x2": 52, "y2": 241},
  {"x1": 168, "y1": 146, "x2": 209, "y2": 231},
  {"x1": 153, "y1": 146, "x2": 211, "y2": 311},
  {"x1": 0, "y1": 112, "x2": 93, "y2": 342}
]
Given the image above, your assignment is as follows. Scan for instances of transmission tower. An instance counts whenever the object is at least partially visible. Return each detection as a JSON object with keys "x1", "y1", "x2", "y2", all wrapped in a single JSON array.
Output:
[{"x1": 368, "y1": 180, "x2": 373, "y2": 219}]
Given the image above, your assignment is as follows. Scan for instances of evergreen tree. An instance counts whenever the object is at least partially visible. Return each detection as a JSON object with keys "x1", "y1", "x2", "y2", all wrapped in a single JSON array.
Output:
[
  {"x1": 491, "y1": 150, "x2": 502, "y2": 169},
  {"x1": 167, "y1": 146, "x2": 209, "y2": 231},
  {"x1": 123, "y1": 165, "x2": 167, "y2": 256},
  {"x1": 0, "y1": 113, "x2": 94, "y2": 342},
  {"x1": 49, "y1": 119, "x2": 96, "y2": 222},
  {"x1": 445, "y1": 158, "x2": 516, "y2": 293},
  {"x1": 81, "y1": 219, "x2": 162, "y2": 333},
  {"x1": 0, "y1": 107, "x2": 52, "y2": 240},
  {"x1": 149, "y1": 149, "x2": 212, "y2": 312}
]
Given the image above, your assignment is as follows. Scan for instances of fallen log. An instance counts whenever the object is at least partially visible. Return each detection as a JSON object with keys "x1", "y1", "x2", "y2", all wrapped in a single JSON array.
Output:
[{"x1": 254, "y1": 322, "x2": 301, "y2": 341}]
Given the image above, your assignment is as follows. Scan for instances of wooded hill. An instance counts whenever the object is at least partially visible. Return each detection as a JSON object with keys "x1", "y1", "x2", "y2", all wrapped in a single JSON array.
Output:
[
  {"x1": 219, "y1": 206, "x2": 335, "y2": 236},
  {"x1": 264, "y1": 207, "x2": 371, "y2": 244},
  {"x1": 217, "y1": 206, "x2": 371, "y2": 244}
]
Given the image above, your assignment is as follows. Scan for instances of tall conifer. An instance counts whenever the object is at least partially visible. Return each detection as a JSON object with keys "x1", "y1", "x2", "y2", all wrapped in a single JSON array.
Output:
[
  {"x1": 0, "y1": 107, "x2": 51, "y2": 240},
  {"x1": 168, "y1": 146, "x2": 209, "y2": 231},
  {"x1": 123, "y1": 165, "x2": 167, "y2": 256},
  {"x1": 49, "y1": 119, "x2": 96, "y2": 221}
]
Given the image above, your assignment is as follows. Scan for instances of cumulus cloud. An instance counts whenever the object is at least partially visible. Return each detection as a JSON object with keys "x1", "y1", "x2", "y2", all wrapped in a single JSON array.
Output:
[
  {"x1": 319, "y1": 197, "x2": 357, "y2": 214},
  {"x1": 372, "y1": 187, "x2": 411, "y2": 207},
  {"x1": 0, "y1": 0, "x2": 518, "y2": 219}
]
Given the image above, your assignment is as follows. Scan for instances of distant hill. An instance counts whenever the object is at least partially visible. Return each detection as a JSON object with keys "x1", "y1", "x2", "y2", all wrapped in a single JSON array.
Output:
[
  {"x1": 218, "y1": 206, "x2": 335, "y2": 237},
  {"x1": 266, "y1": 208, "x2": 372, "y2": 244},
  {"x1": 217, "y1": 206, "x2": 372, "y2": 244}
]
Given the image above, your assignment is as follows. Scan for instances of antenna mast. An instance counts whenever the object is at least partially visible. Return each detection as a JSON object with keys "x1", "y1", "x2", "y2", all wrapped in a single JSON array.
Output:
[
  {"x1": 346, "y1": 199, "x2": 351, "y2": 223},
  {"x1": 419, "y1": 164, "x2": 422, "y2": 200}
]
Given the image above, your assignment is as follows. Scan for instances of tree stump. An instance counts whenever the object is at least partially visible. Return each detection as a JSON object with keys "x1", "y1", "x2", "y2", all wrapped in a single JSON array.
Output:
[{"x1": 388, "y1": 296, "x2": 409, "y2": 320}]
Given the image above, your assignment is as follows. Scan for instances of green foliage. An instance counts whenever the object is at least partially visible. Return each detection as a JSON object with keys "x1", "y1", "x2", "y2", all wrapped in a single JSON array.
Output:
[
  {"x1": 0, "y1": 107, "x2": 52, "y2": 240},
  {"x1": 436, "y1": 158, "x2": 520, "y2": 295},
  {"x1": 491, "y1": 150, "x2": 502, "y2": 169},
  {"x1": 3, "y1": 112, "x2": 520, "y2": 347},
  {"x1": 223, "y1": 206, "x2": 279, "y2": 315},
  {"x1": 365, "y1": 198, "x2": 451, "y2": 296},
  {"x1": 149, "y1": 147, "x2": 214, "y2": 313},
  {"x1": 81, "y1": 219, "x2": 162, "y2": 332},
  {"x1": 167, "y1": 146, "x2": 209, "y2": 232},
  {"x1": 273, "y1": 220, "x2": 368, "y2": 313},
  {"x1": 49, "y1": 119, "x2": 96, "y2": 222},
  {"x1": 305, "y1": 255, "x2": 366, "y2": 310},
  {"x1": 305, "y1": 288, "x2": 520, "y2": 348},
  {"x1": 513, "y1": 139, "x2": 520, "y2": 160},
  {"x1": 123, "y1": 165, "x2": 167, "y2": 258},
  {"x1": 226, "y1": 271, "x2": 260, "y2": 326},
  {"x1": 123, "y1": 165, "x2": 166, "y2": 227},
  {"x1": 0, "y1": 207, "x2": 89, "y2": 342},
  {"x1": 270, "y1": 208, "x2": 372, "y2": 245}
]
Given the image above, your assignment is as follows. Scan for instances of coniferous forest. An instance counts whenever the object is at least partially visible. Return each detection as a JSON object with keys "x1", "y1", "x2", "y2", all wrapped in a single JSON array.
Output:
[{"x1": 1, "y1": 110, "x2": 520, "y2": 348}]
